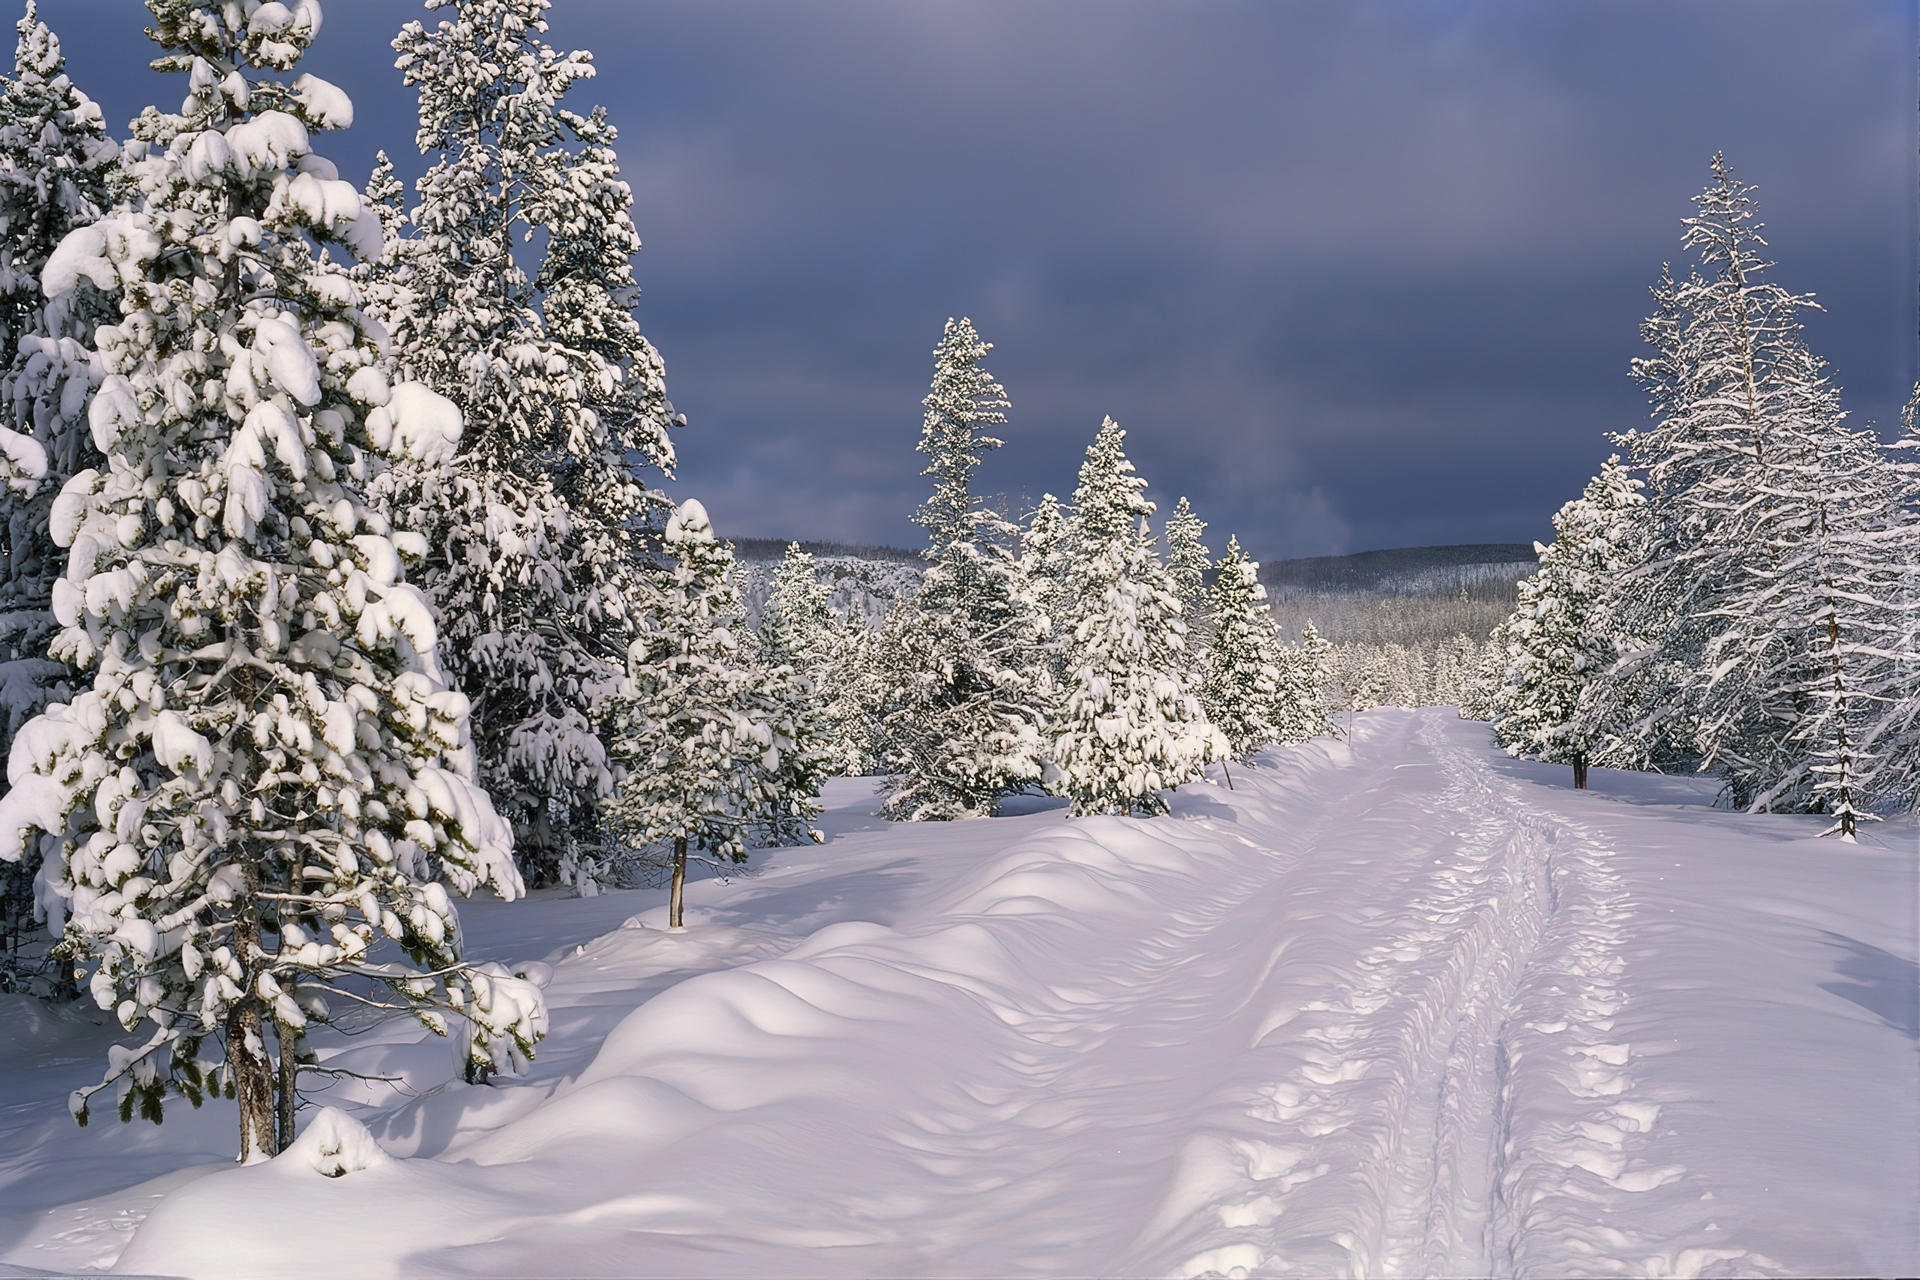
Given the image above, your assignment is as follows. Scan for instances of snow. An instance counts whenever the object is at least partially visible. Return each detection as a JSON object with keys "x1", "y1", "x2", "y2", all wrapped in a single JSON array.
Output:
[
  {"x1": 292, "y1": 73, "x2": 352, "y2": 130},
  {"x1": 224, "y1": 111, "x2": 309, "y2": 178},
  {"x1": 0, "y1": 711, "x2": 1911, "y2": 1277},
  {"x1": 366, "y1": 382, "x2": 462, "y2": 465},
  {"x1": 0, "y1": 424, "x2": 47, "y2": 493},
  {"x1": 41, "y1": 215, "x2": 158, "y2": 299},
  {"x1": 149, "y1": 711, "x2": 210, "y2": 779}
]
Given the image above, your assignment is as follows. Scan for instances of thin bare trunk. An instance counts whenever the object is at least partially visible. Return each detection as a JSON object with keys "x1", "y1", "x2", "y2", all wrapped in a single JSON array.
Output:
[
  {"x1": 275, "y1": 1011, "x2": 299, "y2": 1152},
  {"x1": 1573, "y1": 752, "x2": 1589, "y2": 790},
  {"x1": 229, "y1": 867, "x2": 276, "y2": 1162},
  {"x1": 1221, "y1": 761, "x2": 1234, "y2": 790},
  {"x1": 669, "y1": 836, "x2": 688, "y2": 928}
]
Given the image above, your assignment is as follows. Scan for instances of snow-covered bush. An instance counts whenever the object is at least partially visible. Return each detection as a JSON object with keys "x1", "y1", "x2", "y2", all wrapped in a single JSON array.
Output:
[{"x1": 0, "y1": 0, "x2": 541, "y2": 1162}]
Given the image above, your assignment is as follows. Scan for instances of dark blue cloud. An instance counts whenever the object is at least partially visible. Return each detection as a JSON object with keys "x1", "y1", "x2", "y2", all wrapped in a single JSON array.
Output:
[{"x1": 35, "y1": 0, "x2": 1920, "y2": 558}]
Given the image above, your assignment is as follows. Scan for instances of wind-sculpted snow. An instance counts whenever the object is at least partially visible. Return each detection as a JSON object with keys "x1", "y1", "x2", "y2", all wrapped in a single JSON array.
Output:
[{"x1": 0, "y1": 711, "x2": 1911, "y2": 1277}]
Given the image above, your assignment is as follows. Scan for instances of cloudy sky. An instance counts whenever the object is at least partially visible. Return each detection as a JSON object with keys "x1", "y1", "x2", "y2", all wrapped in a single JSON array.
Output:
[{"x1": 46, "y1": 0, "x2": 1919, "y2": 560}]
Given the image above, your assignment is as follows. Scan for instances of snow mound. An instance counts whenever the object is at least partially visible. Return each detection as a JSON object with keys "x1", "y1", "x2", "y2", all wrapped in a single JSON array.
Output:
[
  {"x1": 6, "y1": 714, "x2": 1914, "y2": 1278},
  {"x1": 283, "y1": 1107, "x2": 387, "y2": 1177}
]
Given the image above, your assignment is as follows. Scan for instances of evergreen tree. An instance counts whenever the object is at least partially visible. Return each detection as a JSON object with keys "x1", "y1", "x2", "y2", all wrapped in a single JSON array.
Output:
[
  {"x1": 873, "y1": 319, "x2": 1047, "y2": 820},
  {"x1": 1327, "y1": 644, "x2": 1386, "y2": 741},
  {"x1": 1200, "y1": 536, "x2": 1280, "y2": 766},
  {"x1": 369, "y1": 0, "x2": 680, "y2": 885},
  {"x1": 1456, "y1": 630, "x2": 1507, "y2": 723},
  {"x1": 1703, "y1": 358, "x2": 1911, "y2": 831},
  {"x1": 1164, "y1": 496, "x2": 1211, "y2": 660},
  {"x1": 1494, "y1": 457, "x2": 1645, "y2": 788},
  {"x1": 606, "y1": 501, "x2": 823, "y2": 927},
  {"x1": 0, "y1": 1, "x2": 121, "y2": 994},
  {"x1": 0, "y1": 0, "x2": 541, "y2": 1162},
  {"x1": 1592, "y1": 156, "x2": 1915, "y2": 822},
  {"x1": 1050, "y1": 418, "x2": 1223, "y2": 815},
  {"x1": 1873, "y1": 384, "x2": 1920, "y2": 812},
  {"x1": 1019, "y1": 490, "x2": 1071, "y2": 693},
  {"x1": 762, "y1": 542, "x2": 868, "y2": 775},
  {"x1": 1606, "y1": 156, "x2": 1823, "y2": 800},
  {"x1": 1272, "y1": 619, "x2": 1333, "y2": 744}
]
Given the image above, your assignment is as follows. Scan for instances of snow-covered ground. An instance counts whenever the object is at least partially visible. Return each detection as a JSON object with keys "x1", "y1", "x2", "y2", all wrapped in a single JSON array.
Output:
[{"x1": 0, "y1": 710, "x2": 1912, "y2": 1279}]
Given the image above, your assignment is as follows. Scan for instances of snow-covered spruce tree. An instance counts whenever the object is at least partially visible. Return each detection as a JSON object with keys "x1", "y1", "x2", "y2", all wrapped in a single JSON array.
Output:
[
  {"x1": 1050, "y1": 417, "x2": 1223, "y2": 816},
  {"x1": 1874, "y1": 384, "x2": 1920, "y2": 812},
  {"x1": 1494, "y1": 457, "x2": 1644, "y2": 788},
  {"x1": 0, "y1": 1, "x2": 122, "y2": 995},
  {"x1": 0, "y1": 0, "x2": 545, "y2": 1163},
  {"x1": 1456, "y1": 629, "x2": 1507, "y2": 723},
  {"x1": 1601, "y1": 156, "x2": 1825, "y2": 801},
  {"x1": 1700, "y1": 349, "x2": 1912, "y2": 832},
  {"x1": 1164, "y1": 496, "x2": 1211, "y2": 661},
  {"x1": 1270, "y1": 618, "x2": 1333, "y2": 743},
  {"x1": 1019, "y1": 490, "x2": 1071, "y2": 690},
  {"x1": 370, "y1": 0, "x2": 680, "y2": 885},
  {"x1": 873, "y1": 319, "x2": 1047, "y2": 820},
  {"x1": 1200, "y1": 536, "x2": 1280, "y2": 770},
  {"x1": 762, "y1": 542, "x2": 868, "y2": 775},
  {"x1": 1326, "y1": 643, "x2": 1386, "y2": 741},
  {"x1": 606, "y1": 501, "x2": 823, "y2": 927}
]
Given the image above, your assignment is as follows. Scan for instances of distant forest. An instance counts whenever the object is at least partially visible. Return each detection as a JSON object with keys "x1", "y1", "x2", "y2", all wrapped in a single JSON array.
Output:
[{"x1": 1259, "y1": 543, "x2": 1537, "y2": 594}]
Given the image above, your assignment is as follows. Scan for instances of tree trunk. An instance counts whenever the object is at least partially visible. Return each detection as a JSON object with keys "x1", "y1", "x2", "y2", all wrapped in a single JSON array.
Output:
[
  {"x1": 1221, "y1": 761, "x2": 1234, "y2": 790},
  {"x1": 1573, "y1": 753, "x2": 1588, "y2": 790},
  {"x1": 275, "y1": 1010, "x2": 300, "y2": 1153},
  {"x1": 228, "y1": 872, "x2": 276, "y2": 1162},
  {"x1": 669, "y1": 836, "x2": 688, "y2": 929}
]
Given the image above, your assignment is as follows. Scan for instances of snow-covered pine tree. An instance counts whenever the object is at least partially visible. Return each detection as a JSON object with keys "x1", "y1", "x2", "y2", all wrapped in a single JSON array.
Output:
[
  {"x1": 1700, "y1": 346, "x2": 1912, "y2": 832},
  {"x1": 762, "y1": 542, "x2": 868, "y2": 775},
  {"x1": 1019, "y1": 490, "x2": 1071, "y2": 692},
  {"x1": 1494, "y1": 457, "x2": 1644, "y2": 788},
  {"x1": 1271, "y1": 618, "x2": 1333, "y2": 744},
  {"x1": 1603, "y1": 156, "x2": 1824, "y2": 801},
  {"x1": 0, "y1": 0, "x2": 544, "y2": 1162},
  {"x1": 0, "y1": 1, "x2": 122, "y2": 995},
  {"x1": 1200, "y1": 536, "x2": 1280, "y2": 768},
  {"x1": 1164, "y1": 496, "x2": 1211, "y2": 660},
  {"x1": 1050, "y1": 417, "x2": 1223, "y2": 815},
  {"x1": 1326, "y1": 643, "x2": 1386, "y2": 741},
  {"x1": 873, "y1": 319, "x2": 1047, "y2": 820},
  {"x1": 1457, "y1": 629, "x2": 1507, "y2": 723},
  {"x1": 606, "y1": 501, "x2": 823, "y2": 927},
  {"x1": 370, "y1": 0, "x2": 680, "y2": 885},
  {"x1": 1873, "y1": 384, "x2": 1920, "y2": 812}
]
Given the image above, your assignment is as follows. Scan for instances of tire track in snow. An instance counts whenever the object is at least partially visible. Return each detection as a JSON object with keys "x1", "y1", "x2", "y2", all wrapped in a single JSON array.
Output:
[{"x1": 1170, "y1": 710, "x2": 1656, "y2": 1279}]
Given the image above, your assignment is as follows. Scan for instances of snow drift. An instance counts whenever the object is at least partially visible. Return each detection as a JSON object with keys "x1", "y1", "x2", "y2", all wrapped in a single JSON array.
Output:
[{"x1": 0, "y1": 711, "x2": 1910, "y2": 1278}]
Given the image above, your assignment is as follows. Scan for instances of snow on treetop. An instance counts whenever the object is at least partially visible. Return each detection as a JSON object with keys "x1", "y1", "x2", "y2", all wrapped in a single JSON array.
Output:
[{"x1": 668, "y1": 498, "x2": 714, "y2": 544}]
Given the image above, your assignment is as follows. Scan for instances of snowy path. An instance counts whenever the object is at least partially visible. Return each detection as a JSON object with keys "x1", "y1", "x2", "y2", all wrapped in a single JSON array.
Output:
[{"x1": 0, "y1": 710, "x2": 1912, "y2": 1278}]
